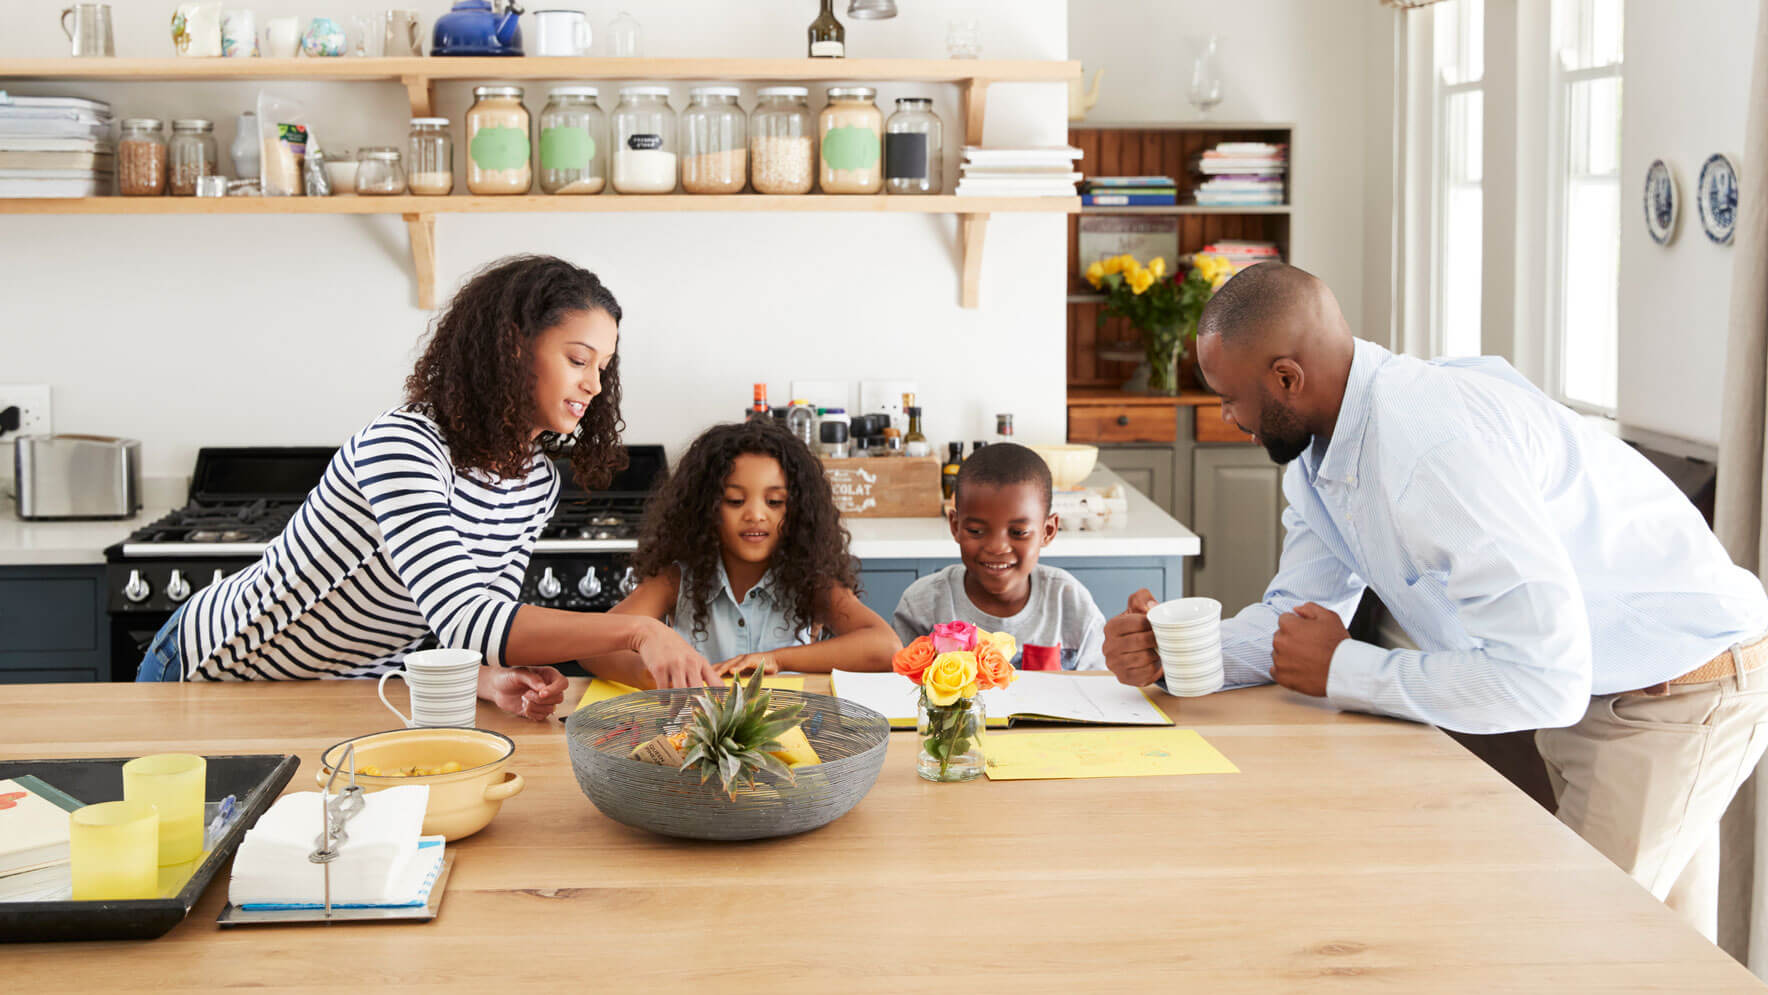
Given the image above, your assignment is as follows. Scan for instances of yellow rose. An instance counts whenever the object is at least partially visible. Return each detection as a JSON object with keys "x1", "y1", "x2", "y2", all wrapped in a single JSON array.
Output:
[
  {"x1": 1084, "y1": 260, "x2": 1105, "y2": 288},
  {"x1": 924, "y1": 651, "x2": 979, "y2": 706},
  {"x1": 976, "y1": 628, "x2": 1018, "y2": 663},
  {"x1": 1148, "y1": 257, "x2": 1167, "y2": 281},
  {"x1": 1117, "y1": 254, "x2": 1139, "y2": 273},
  {"x1": 1100, "y1": 255, "x2": 1123, "y2": 276},
  {"x1": 1127, "y1": 269, "x2": 1154, "y2": 295}
]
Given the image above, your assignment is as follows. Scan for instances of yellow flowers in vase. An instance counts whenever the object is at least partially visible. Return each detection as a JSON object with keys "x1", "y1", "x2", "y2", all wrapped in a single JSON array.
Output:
[{"x1": 1083, "y1": 252, "x2": 1233, "y2": 395}]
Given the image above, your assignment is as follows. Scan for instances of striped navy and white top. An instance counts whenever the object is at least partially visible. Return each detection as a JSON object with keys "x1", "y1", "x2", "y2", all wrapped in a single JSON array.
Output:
[{"x1": 177, "y1": 406, "x2": 559, "y2": 680}]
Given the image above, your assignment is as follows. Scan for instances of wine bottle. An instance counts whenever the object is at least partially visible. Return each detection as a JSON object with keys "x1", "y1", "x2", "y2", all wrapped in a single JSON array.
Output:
[{"x1": 808, "y1": 0, "x2": 845, "y2": 58}]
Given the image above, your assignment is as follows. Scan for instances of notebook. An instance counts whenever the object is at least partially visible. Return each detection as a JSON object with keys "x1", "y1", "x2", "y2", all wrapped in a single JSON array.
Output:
[
  {"x1": 0, "y1": 775, "x2": 85, "y2": 877},
  {"x1": 829, "y1": 671, "x2": 1173, "y2": 730},
  {"x1": 574, "y1": 675, "x2": 806, "y2": 713}
]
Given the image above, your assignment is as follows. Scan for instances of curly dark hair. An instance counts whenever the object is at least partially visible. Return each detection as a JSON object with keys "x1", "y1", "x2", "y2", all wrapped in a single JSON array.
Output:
[
  {"x1": 404, "y1": 254, "x2": 628, "y2": 490},
  {"x1": 633, "y1": 420, "x2": 859, "y2": 642}
]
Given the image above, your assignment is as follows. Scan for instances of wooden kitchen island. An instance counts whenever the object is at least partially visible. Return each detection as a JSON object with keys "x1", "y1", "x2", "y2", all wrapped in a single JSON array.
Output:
[{"x1": 4, "y1": 678, "x2": 1761, "y2": 991}]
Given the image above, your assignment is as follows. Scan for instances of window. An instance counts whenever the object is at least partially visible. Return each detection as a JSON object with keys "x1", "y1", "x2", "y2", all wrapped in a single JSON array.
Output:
[
  {"x1": 1549, "y1": 0, "x2": 1623, "y2": 412},
  {"x1": 1433, "y1": 0, "x2": 1484, "y2": 358}
]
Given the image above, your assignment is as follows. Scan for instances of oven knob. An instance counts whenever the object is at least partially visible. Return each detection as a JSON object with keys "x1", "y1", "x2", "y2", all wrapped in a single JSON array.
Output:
[
  {"x1": 166, "y1": 570, "x2": 192, "y2": 602},
  {"x1": 619, "y1": 566, "x2": 639, "y2": 595},
  {"x1": 536, "y1": 566, "x2": 562, "y2": 599},
  {"x1": 124, "y1": 569, "x2": 152, "y2": 603},
  {"x1": 577, "y1": 569, "x2": 602, "y2": 599},
  {"x1": 208, "y1": 569, "x2": 227, "y2": 588}
]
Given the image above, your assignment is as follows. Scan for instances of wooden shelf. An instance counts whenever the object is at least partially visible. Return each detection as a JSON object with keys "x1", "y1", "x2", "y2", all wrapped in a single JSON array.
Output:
[
  {"x1": 0, "y1": 57, "x2": 1080, "y2": 310},
  {"x1": 1081, "y1": 205, "x2": 1291, "y2": 216}
]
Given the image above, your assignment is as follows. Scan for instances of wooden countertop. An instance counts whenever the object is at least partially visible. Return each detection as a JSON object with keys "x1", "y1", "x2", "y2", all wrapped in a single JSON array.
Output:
[
  {"x1": 7, "y1": 678, "x2": 1759, "y2": 991},
  {"x1": 1068, "y1": 387, "x2": 1222, "y2": 407}
]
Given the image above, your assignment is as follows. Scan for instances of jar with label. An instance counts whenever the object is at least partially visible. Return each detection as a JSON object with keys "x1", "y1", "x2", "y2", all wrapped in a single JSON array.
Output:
[
  {"x1": 465, "y1": 85, "x2": 532, "y2": 195},
  {"x1": 407, "y1": 118, "x2": 453, "y2": 196},
  {"x1": 818, "y1": 86, "x2": 882, "y2": 194},
  {"x1": 167, "y1": 119, "x2": 218, "y2": 196},
  {"x1": 885, "y1": 98, "x2": 942, "y2": 195},
  {"x1": 119, "y1": 118, "x2": 168, "y2": 196},
  {"x1": 538, "y1": 87, "x2": 607, "y2": 195},
  {"x1": 750, "y1": 87, "x2": 814, "y2": 195},
  {"x1": 681, "y1": 86, "x2": 746, "y2": 194},
  {"x1": 613, "y1": 87, "x2": 677, "y2": 194},
  {"x1": 356, "y1": 147, "x2": 407, "y2": 195}
]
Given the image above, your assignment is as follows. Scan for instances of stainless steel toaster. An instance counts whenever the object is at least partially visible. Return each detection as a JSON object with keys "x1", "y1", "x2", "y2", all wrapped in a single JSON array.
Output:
[{"x1": 14, "y1": 434, "x2": 141, "y2": 520}]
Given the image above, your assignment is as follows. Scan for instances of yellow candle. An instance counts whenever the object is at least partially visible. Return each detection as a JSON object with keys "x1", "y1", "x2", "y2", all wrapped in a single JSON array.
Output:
[
  {"x1": 123, "y1": 753, "x2": 207, "y2": 865},
  {"x1": 70, "y1": 801, "x2": 159, "y2": 901}
]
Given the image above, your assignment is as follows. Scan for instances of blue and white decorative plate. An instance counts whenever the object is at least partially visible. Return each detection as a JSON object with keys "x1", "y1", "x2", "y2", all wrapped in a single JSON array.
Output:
[
  {"x1": 1644, "y1": 159, "x2": 1678, "y2": 245},
  {"x1": 1698, "y1": 153, "x2": 1738, "y2": 246}
]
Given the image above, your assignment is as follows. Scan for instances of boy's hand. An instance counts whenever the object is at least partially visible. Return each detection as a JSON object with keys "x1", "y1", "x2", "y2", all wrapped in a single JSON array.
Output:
[
  {"x1": 478, "y1": 665, "x2": 570, "y2": 720},
  {"x1": 636, "y1": 619, "x2": 722, "y2": 688},
  {"x1": 715, "y1": 654, "x2": 780, "y2": 679},
  {"x1": 1103, "y1": 589, "x2": 1163, "y2": 688}
]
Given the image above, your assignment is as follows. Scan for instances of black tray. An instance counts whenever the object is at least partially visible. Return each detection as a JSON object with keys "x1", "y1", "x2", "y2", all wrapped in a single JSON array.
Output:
[{"x1": 0, "y1": 754, "x2": 298, "y2": 943}]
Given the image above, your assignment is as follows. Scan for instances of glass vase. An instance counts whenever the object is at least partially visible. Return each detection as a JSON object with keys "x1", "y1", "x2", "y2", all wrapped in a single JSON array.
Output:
[
  {"x1": 1142, "y1": 322, "x2": 1186, "y2": 396},
  {"x1": 917, "y1": 691, "x2": 985, "y2": 782},
  {"x1": 1188, "y1": 35, "x2": 1224, "y2": 119}
]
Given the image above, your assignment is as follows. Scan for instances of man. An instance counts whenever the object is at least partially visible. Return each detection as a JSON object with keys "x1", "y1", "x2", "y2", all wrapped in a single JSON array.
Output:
[{"x1": 1103, "y1": 261, "x2": 1768, "y2": 938}]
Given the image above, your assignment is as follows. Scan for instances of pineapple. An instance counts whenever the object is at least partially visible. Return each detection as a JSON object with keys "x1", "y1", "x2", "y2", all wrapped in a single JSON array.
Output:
[{"x1": 678, "y1": 665, "x2": 807, "y2": 800}]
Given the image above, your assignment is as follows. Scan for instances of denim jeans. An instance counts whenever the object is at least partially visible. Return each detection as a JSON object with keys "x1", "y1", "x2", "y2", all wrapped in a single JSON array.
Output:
[{"x1": 135, "y1": 603, "x2": 190, "y2": 682}]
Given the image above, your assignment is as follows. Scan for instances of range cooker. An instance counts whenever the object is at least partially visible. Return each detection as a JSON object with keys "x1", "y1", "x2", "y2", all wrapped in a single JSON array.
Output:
[{"x1": 101, "y1": 444, "x2": 665, "y2": 680}]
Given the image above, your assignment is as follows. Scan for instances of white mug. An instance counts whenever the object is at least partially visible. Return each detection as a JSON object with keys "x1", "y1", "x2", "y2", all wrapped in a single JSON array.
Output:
[
  {"x1": 530, "y1": 9, "x2": 591, "y2": 56},
  {"x1": 377, "y1": 649, "x2": 481, "y2": 728},
  {"x1": 265, "y1": 15, "x2": 300, "y2": 58},
  {"x1": 221, "y1": 9, "x2": 256, "y2": 56}
]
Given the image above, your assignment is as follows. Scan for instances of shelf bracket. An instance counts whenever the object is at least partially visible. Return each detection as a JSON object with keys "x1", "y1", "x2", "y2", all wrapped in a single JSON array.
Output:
[
  {"x1": 961, "y1": 79, "x2": 990, "y2": 147},
  {"x1": 960, "y1": 212, "x2": 989, "y2": 309},
  {"x1": 404, "y1": 212, "x2": 437, "y2": 310},
  {"x1": 401, "y1": 74, "x2": 435, "y2": 118}
]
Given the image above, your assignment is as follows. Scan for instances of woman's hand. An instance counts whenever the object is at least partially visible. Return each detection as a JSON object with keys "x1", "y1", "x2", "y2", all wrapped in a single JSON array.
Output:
[
  {"x1": 636, "y1": 619, "x2": 722, "y2": 688},
  {"x1": 478, "y1": 665, "x2": 570, "y2": 720},
  {"x1": 715, "y1": 654, "x2": 780, "y2": 679}
]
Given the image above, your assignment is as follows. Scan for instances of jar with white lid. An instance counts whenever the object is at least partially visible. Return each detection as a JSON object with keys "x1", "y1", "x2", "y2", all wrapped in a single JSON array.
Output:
[
  {"x1": 407, "y1": 118, "x2": 453, "y2": 195},
  {"x1": 466, "y1": 85, "x2": 532, "y2": 195},
  {"x1": 612, "y1": 86, "x2": 677, "y2": 194},
  {"x1": 681, "y1": 86, "x2": 746, "y2": 194},
  {"x1": 538, "y1": 87, "x2": 607, "y2": 195},
  {"x1": 750, "y1": 86, "x2": 814, "y2": 194},
  {"x1": 818, "y1": 86, "x2": 883, "y2": 194},
  {"x1": 356, "y1": 147, "x2": 407, "y2": 195}
]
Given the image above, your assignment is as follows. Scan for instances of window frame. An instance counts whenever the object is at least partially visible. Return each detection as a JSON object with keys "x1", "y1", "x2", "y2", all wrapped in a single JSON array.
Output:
[{"x1": 1429, "y1": 0, "x2": 1485, "y2": 359}]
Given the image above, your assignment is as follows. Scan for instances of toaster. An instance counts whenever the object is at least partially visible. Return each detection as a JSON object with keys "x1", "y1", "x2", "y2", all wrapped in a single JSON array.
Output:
[{"x1": 14, "y1": 434, "x2": 141, "y2": 520}]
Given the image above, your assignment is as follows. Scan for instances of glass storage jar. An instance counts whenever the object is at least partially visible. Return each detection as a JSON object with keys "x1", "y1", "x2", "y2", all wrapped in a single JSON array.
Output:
[
  {"x1": 356, "y1": 147, "x2": 407, "y2": 195},
  {"x1": 406, "y1": 117, "x2": 453, "y2": 195},
  {"x1": 119, "y1": 118, "x2": 167, "y2": 196},
  {"x1": 885, "y1": 97, "x2": 942, "y2": 195},
  {"x1": 680, "y1": 86, "x2": 746, "y2": 194},
  {"x1": 612, "y1": 86, "x2": 677, "y2": 194},
  {"x1": 465, "y1": 85, "x2": 532, "y2": 195},
  {"x1": 818, "y1": 86, "x2": 883, "y2": 194},
  {"x1": 538, "y1": 87, "x2": 607, "y2": 195},
  {"x1": 168, "y1": 119, "x2": 217, "y2": 196},
  {"x1": 750, "y1": 86, "x2": 814, "y2": 194}
]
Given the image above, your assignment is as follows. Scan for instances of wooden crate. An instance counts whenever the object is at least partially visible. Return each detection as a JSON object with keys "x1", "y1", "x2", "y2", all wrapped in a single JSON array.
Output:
[{"x1": 822, "y1": 458, "x2": 943, "y2": 518}]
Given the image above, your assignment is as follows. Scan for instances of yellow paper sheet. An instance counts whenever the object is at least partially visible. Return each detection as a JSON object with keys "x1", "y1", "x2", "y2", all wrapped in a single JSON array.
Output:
[
  {"x1": 982, "y1": 728, "x2": 1240, "y2": 781},
  {"x1": 574, "y1": 676, "x2": 805, "y2": 712}
]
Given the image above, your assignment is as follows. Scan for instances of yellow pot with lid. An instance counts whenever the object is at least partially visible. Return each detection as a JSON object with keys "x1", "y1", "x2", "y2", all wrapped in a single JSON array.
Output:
[{"x1": 315, "y1": 727, "x2": 524, "y2": 841}]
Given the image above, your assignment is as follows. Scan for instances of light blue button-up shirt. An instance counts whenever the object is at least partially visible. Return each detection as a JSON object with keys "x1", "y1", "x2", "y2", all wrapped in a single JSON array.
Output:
[
  {"x1": 1212, "y1": 338, "x2": 1768, "y2": 734},
  {"x1": 671, "y1": 560, "x2": 813, "y2": 665}
]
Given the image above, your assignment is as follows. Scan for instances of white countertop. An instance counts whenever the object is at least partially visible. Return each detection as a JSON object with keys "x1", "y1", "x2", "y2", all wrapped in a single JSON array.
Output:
[
  {"x1": 846, "y1": 467, "x2": 1199, "y2": 560},
  {"x1": 0, "y1": 477, "x2": 184, "y2": 567}
]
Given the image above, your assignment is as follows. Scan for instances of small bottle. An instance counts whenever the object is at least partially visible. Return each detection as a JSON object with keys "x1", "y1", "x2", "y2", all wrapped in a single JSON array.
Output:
[
  {"x1": 994, "y1": 413, "x2": 1015, "y2": 445},
  {"x1": 808, "y1": 0, "x2": 844, "y2": 58},
  {"x1": 786, "y1": 399, "x2": 817, "y2": 447},
  {"x1": 941, "y1": 441, "x2": 964, "y2": 499},
  {"x1": 972, "y1": 440, "x2": 989, "y2": 458},
  {"x1": 820, "y1": 418, "x2": 850, "y2": 459},
  {"x1": 748, "y1": 383, "x2": 770, "y2": 422},
  {"x1": 882, "y1": 426, "x2": 904, "y2": 455},
  {"x1": 904, "y1": 405, "x2": 931, "y2": 458}
]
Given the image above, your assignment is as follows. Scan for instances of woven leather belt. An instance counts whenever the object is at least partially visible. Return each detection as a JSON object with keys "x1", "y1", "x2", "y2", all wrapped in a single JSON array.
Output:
[{"x1": 1638, "y1": 633, "x2": 1768, "y2": 696}]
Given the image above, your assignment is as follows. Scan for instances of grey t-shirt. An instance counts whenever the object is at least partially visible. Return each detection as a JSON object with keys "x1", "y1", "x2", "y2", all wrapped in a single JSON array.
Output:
[{"x1": 891, "y1": 564, "x2": 1107, "y2": 671}]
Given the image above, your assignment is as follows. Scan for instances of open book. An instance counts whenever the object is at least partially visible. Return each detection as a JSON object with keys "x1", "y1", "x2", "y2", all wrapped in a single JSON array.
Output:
[{"x1": 829, "y1": 671, "x2": 1172, "y2": 730}]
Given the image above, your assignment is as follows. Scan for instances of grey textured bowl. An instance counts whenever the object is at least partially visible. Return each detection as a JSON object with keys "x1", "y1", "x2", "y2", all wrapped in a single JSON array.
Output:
[{"x1": 565, "y1": 688, "x2": 891, "y2": 841}]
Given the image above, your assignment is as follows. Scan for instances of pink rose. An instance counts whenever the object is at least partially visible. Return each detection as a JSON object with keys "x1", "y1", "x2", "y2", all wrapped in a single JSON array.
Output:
[{"x1": 930, "y1": 620, "x2": 978, "y2": 654}]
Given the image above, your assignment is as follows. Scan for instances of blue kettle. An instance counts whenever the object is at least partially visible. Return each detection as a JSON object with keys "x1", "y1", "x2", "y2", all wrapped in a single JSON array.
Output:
[{"x1": 433, "y1": 0, "x2": 524, "y2": 56}]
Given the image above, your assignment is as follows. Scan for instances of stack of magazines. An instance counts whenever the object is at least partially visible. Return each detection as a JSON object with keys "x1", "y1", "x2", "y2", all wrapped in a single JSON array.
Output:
[
  {"x1": 1080, "y1": 176, "x2": 1176, "y2": 207},
  {"x1": 955, "y1": 146, "x2": 1083, "y2": 197},
  {"x1": 0, "y1": 95, "x2": 114, "y2": 198},
  {"x1": 1192, "y1": 141, "x2": 1286, "y2": 206}
]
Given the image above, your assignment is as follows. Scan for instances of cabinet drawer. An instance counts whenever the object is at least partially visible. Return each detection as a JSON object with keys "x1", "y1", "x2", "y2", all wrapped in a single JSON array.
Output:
[
  {"x1": 1068, "y1": 406, "x2": 1175, "y2": 444},
  {"x1": 1194, "y1": 403, "x2": 1256, "y2": 444}
]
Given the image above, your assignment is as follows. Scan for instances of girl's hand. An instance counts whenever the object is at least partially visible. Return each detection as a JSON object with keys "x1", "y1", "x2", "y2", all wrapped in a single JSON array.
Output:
[
  {"x1": 636, "y1": 619, "x2": 722, "y2": 688},
  {"x1": 478, "y1": 665, "x2": 570, "y2": 720},
  {"x1": 715, "y1": 654, "x2": 780, "y2": 679}
]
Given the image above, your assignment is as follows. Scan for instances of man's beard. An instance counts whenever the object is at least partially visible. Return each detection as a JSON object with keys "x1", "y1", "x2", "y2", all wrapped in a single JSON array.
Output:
[{"x1": 1258, "y1": 395, "x2": 1311, "y2": 464}]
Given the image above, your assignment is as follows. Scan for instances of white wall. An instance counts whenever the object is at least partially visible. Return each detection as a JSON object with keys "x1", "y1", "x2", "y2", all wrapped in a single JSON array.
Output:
[
  {"x1": 1, "y1": 0, "x2": 1068, "y2": 480},
  {"x1": 1617, "y1": 0, "x2": 1757, "y2": 448},
  {"x1": 1067, "y1": 0, "x2": 1374, "y2": 334}
]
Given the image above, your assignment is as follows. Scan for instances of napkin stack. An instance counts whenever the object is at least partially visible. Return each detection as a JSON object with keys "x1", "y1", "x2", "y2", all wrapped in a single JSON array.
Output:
[{"x1": 228, "y1": 785, "x2": 430, "y2": 907}]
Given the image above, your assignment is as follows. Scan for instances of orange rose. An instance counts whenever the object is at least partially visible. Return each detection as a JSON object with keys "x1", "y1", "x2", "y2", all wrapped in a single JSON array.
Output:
[
  {"x1": 892, "y1": 636, "x2": 938, "y2": 684},
  {"x1": 974, "y1": 641, "x2": 1015, "y2": 690}
]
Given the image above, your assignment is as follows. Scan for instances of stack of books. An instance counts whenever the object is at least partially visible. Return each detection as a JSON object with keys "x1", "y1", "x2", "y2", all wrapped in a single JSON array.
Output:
[
  {"x1": 955, "y1": 146, "x2": 1083, "y2": 197},
  {"x1": 1192, "y1": 141, "x2": 1287, "y2": 206},
  {"x1": 0, "y1": 95, "x2": 114, "y2": 198},
  {"x1": 0, "y1": 775, "x2": 84, "y2": 902},
  {"x1": 1199, "y1": 240, "x2": 1282, "y2": 271},
  {"x1": 1079, "y1": 176, "x2": 1176, "y2": 207}
]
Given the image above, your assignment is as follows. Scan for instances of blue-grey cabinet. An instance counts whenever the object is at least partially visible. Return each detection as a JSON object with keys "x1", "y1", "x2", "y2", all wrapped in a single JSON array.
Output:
[
  {"x1": 0, "y1": 565, "x2": 107, "y2": 683},
  {"x1": 856, "y1": 554, "x2": 1183, "y2": 624}
]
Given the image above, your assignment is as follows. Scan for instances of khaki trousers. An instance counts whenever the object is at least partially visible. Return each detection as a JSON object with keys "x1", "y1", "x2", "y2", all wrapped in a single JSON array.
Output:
[{"x1": 1537, "y1": 659, "x2": 1768, "y2": 941}]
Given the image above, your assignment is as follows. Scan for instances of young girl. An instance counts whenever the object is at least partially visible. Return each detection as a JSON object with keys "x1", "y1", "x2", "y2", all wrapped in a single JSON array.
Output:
[
  {"x1": 134, "y1": 255, "x2": 722, "y2": 715},
  {"x1": 594, "y1": 419, "x2": 900, "y2": 678}
]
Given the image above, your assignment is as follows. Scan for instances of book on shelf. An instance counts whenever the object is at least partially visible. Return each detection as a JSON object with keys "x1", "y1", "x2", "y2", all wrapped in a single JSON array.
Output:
[
  {"x1": 961, "y1": 145, "x2": 1084, "y2": 168},
  {"x1": 1082, "y1": 175, "x2": 1176, "y2": 188},
  {"x1": 1083, "y1": 191, "x2": 1178, "y2": 207},
  {"x1": 0, "y1": 177, "x2": 108, "y2": 197}
]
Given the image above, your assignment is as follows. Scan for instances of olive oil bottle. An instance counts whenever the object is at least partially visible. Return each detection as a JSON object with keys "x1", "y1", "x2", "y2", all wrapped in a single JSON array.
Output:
[{"x1": 808, "y1": 0, "x2": 845, "y2": 57}]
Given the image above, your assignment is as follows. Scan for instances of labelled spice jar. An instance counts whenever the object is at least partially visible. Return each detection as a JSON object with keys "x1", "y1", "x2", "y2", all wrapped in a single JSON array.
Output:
[
  {"x1": 885, "y1": 98, "x2": 942, "y2": 195},
  {"x1": 538, "y1": 87, "x2": 607, "y2": 195},
  {"x1": 168, "y1": 119, "x2": 217, "y2": 196},
  {"x1": 466, "y1": 85, "x2": 532, "y2": 195},
  {"x1": 612, "y1": 86, "x2": 677, "y2": 194},
  {"x1": 819, "y1": 86, "x2": 883, "y2": 194},
  {"x1": 750, "y1": 86, "x2": 814, "y2": 194},
  {"x1": 119, "y1": 118, "x2": 168, "y2": 196},
  {"x1": 407, "y1": 117, "x2": 453, "y2": 195},
  {"x1": 681, "y1": 86, "x2": 746, "y2": 194}
]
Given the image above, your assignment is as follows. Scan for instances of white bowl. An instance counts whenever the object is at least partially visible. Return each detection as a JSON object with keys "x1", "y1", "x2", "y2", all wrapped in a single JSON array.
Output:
[{"x1": 1027, "y1": 444, "x2": 1099, "y2": 490}]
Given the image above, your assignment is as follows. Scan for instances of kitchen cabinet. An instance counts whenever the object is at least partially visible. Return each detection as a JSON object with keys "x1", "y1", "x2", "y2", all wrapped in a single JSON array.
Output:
[
  {"x1": 856, "y1": 555, "x2": 1185, "y2": 624},
  {"x1": 1189, "y1": 444, "x2": 1287, "y2": 616},
  {"x1": 0, "y1": 565, "x2": 106, "y2": 684},
  {"x1": 1096, "y1": 447, "x2": 1175, "y2": 517}
]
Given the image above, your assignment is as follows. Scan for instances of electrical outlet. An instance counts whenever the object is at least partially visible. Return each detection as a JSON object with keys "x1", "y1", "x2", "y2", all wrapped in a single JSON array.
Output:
[{"x1": 0, "y1": 384, "x2": 52, "y2": 439}]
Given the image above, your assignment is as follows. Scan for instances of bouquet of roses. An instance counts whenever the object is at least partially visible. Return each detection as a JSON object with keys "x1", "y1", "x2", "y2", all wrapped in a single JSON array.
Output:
[{"x1": 892, "y1": 621, "x2": 1018, "y2": 780}]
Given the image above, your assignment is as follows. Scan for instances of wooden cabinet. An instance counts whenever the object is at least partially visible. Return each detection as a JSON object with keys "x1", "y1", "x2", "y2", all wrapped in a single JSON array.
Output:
[
  {"x1": 0, "y1": 565, "x2": 107, "y2": 684},
  {"x1": 1068, "y1": 405, "x2": 1176, "y2": 444},
  {"x1": 1189, "y1": 446, "x2": 1288, "y2": 616},
  {"x1": 1193, "y1": 403, "x2": 1254, "y2": 443}
]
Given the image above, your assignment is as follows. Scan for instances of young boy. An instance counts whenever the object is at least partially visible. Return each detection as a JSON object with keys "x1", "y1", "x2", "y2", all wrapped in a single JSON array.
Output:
[{"x1": 892, "y1": 443, "x2": 1108, "y2": 670}]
